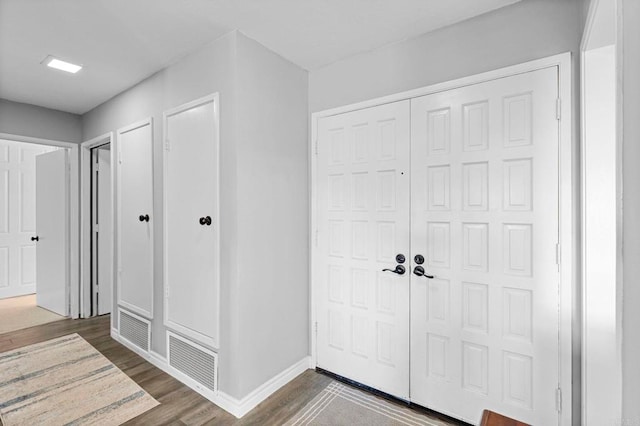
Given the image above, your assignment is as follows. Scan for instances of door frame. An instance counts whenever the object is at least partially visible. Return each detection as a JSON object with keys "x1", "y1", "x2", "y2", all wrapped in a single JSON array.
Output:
[
  {"x1": 0, "y1": 132, "x2": 79, "y2": 318},
  {"x1": 80, "y1": 132, "x2": 114, "y2": 318},
  {"x1": 310, "y1": 52, "x2": 574, "y2": 425}
]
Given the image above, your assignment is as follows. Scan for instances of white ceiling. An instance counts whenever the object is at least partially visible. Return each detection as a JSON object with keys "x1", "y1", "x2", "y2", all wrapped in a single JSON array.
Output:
[{"x1": 0, "y1": 0, "x2": 520, "y2": 115}]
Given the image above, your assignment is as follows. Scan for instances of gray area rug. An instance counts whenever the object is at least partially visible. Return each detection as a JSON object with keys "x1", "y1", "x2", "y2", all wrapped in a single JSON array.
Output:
[
  {"x1": 286, "y1": 381, "x2": 453, "y2": 426},
  {"x1": 0, "y1": 333, "x2": 159, "y2": 425}
]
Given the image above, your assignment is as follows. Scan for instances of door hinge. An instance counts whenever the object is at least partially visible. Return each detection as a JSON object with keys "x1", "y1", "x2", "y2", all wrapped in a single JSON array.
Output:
[
  {"x1": 556, "y1": 387, "x2": 562, "y2": 412},
  {"x1": 315, "y1": 228, "x2": 319, "y2": 247},
  {"x1": 556, "y1": 243, "x2": 561, "y2": 266},
  {"x1": 314, "y1": 139, "x2": 319, "y2": 156},
  {"x1": 165, "y1": 139, "x2": 170, "y2": 151},
  {"x1": 94, "y1": 224, "x2": 99, "y2": 233},
  {"x1": 95, "y1": 162, "x2": 100, "y2": 172},
  {"x1": 315, "y1": 321, "x2": 318, "y2": 334},
  {"x1": 556, "y1": 98, "x2": 561, "y2": 120},
  {"x1": 118, "y1": 150, "x2": 122, "y2": 164},
  {"x1": 165, "y1": 287, "x2": 169, "y2": 298}
]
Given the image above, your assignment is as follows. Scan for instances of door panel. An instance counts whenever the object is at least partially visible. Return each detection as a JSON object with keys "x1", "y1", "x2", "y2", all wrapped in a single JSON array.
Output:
[
  {"x1": 36, "y1": 149, "x2": 68, "y2": 315},
  {"x1": 117, "y1": 120, "x2": 154, "y2": 318},
  {"x1": 410, "y1": 67, "x2": 559, "y2": 424},
  {"x1": 316, "y1": 100, "x2": 411, "y2": 399},
  {"x1": 0, "y1": 140, "x2": 54, "y2": 299},
  {"x1": 164, "y1": 96, "x2": 220, "y2": 348}
]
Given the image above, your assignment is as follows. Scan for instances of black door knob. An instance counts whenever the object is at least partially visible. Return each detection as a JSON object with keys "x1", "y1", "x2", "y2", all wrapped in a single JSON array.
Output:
[
  {"x1": 199, "y1": 216, "x2": 212, "y2": 226},
  {"x1": 413, "y1": 265, "x2": 434, "y2": 279},
  {"x1": 382, "y1": 265, "x2": 406, "y2": 275},
  {"x1": 139, "y1": 214, "x2": 150, "y2": 222},
  {"x1": 395, "y1": 254, "x2": 406, "y2": 264},
  {"x1": 414, "y1": 254, "x2": 425, "y2": 264},
  {"x1": 31, "y1": 236, "x2": 39, "y2": 242}
]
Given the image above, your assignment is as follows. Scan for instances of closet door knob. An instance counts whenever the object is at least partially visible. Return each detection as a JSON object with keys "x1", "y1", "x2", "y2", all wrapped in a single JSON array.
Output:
[
  {"x1": 31, "y1": 236, "x2": 39, "y2": 242},
  {"x1": 139, "y1": 214, "x2": 150, "y2": 222},
  {"x1": 199, "y1": 216, "x2": 212, "y2": 226}
]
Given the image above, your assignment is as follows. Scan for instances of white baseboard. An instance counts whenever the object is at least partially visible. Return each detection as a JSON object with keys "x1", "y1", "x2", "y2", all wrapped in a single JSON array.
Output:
[
  {"x1": 222, "y1": 356, "x2": 312, "y2": 418},
  {"x1": 110, "y1": 329, "x2": 311, "y2": 418}
]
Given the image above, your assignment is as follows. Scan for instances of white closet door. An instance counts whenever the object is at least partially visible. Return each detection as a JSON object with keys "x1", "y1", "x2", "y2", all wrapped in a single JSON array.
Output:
[
  {"x1": 410, "y1": 67, "x2": 560, "y2": 424},
  {"x1": 117, "y1": 119, "x2": 154, "y2": 318},
  {"x1": 0, "y1": 140, "x2": 54, "y2": 299},
  {"x1": 36, "y1": 149, "x2": 68, "y2": 315},
  {"x1": 316, "y1": 100, "x2": 411, "y2": 399},
  {"x1": 164, "y1": 95, "x2": 219, "y2": 348}
]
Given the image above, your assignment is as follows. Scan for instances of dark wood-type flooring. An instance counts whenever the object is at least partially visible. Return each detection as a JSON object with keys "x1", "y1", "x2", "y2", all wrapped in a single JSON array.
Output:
[{"x1": 0, "y1": 315, "x2": 463, "y2": 425}]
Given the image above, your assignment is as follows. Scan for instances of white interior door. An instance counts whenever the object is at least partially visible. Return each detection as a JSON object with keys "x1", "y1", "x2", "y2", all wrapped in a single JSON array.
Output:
[
  {"x1": 164, "y1": 95, "x2": 220, "y2": 348},
  {"x1": 410, "y1": 67, "x2": 560, "y2": 424},
  {"x1": 316, "y1": 100, "x2": 411, "y2": 399},
  {"x1": 0, "y1": 140, "x2": 54, "y2": 299},
  {"x1": 117, "y1": 120, "x2": 154, "y2": 318},
  {"x1": 35, "y1": 149, "x2": 69, "y2": 316},
  {"x1": 93, "y1": 146, "x2": 112, "y2": 315}
]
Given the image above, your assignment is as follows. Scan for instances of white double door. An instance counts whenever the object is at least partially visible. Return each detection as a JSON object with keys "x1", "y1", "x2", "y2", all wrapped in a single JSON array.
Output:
[{"x1": 316, "y1": 67, "x2": 560, "y2": 424}]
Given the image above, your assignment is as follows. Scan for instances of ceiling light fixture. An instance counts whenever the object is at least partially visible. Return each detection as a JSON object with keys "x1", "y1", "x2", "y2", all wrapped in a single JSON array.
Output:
[{"x1": 42, "y1": 55, "x2": 82, "y2": 74}]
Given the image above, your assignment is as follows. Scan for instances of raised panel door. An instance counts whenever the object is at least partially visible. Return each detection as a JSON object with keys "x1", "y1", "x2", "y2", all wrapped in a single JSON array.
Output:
[
  {"x1": 317, "y1": 100, "x2": 411, "y2": 399},
  {"x1": 410, "y1": 67, "x2": 560, "y2": 425}
]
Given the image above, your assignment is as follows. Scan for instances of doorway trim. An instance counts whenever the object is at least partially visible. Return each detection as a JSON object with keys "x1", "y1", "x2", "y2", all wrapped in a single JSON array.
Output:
[
  {"x1": 80, "y1": 132, "x2": 114, "y2": 318},
  {"x1": 0, "y1": 132, "x2": 80, "y2": 318},
  {"x1": 309, "y1": 52, "x2": 574, "y2": 425}
]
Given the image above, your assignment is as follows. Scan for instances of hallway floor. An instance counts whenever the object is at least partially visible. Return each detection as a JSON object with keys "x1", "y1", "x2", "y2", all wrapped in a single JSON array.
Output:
[
  {"x1": 0, "y1": 294, "x2": 66, "y2": 335},
  {"x1": 0, "y1": 315, "x2": 463, "y2": 425}
]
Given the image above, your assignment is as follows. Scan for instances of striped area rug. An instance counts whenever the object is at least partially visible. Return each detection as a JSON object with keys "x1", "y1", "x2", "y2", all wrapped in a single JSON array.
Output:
[
  {"x1": 285, "y1": 381, "x2": 454, "y2": 426},
  {"x1": 0, "y1": 333, "x2": 159, "y2": 425}
]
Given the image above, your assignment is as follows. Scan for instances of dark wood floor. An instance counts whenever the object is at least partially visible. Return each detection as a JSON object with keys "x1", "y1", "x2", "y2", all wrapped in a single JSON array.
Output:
[{"x1": 0, "y1": 316, "x2": 463, "y2": 425}]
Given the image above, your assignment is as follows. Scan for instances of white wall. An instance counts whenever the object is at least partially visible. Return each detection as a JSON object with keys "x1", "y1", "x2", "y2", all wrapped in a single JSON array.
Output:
[
  {"x1": 82, "y1": 30, "x2": 309, "y2": 401},
  {"x1": 622, "y1": 0, "x2": 640, "y2": 422},
  {"x1": 309, "y1": 0, "x2": 582, "y2": 113},
  {"x1": 582, "y1": 44, "x2": 620, "y2": 425},
  {"x1": 232, "y1": 33, "x2": 308, "y2": 398},
  {"x1": 83, "y1": 30, "x2": 239, "y2": 388},
  {"x1": 0, "y1": 98, "x2": 82, "y2": 143}
]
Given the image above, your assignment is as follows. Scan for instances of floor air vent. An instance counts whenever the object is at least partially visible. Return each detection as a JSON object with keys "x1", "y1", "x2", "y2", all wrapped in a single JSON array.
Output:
[
  {"x1": 168, "y1": 331, "x2": 218, "y2": 392},
  {"x1": 119, "y1": 309, "x2": 150, "y2": 352}
]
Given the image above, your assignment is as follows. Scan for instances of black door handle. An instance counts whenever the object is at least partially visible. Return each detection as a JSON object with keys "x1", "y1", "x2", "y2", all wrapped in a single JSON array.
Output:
[
  {"x1": 199, "y1": 216, "x2": 212, "y2": 226},
  {"x1": 31, "y1": 236, "x2": 39, "y2": 242},
  {"x1": 382, "y1": 265, "x2": 406, "y2": 275},
  {"x1": 139, "y1": 214, "x2": 150, "y2": 222},
  {"x1": 413, "y1": 266, "x2": 434, "y2": 279}
]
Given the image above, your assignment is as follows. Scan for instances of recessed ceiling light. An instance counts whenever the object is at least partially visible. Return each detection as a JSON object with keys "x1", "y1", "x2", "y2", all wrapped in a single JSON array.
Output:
[{"x1": 42, "y1": 55, "x2": 82, "y2": 74}]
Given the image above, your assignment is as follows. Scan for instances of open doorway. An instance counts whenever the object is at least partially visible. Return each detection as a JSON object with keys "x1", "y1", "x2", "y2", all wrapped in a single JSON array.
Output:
[
  {"x1": 0, "y1": 138, "x2": 71, "y2": 333},
  {"x1": 90, "y1": 143, "x2": 112, "y2": 316},
  {"x1": 80, "y1": 132, "x2": 114, "y2": 319}
]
